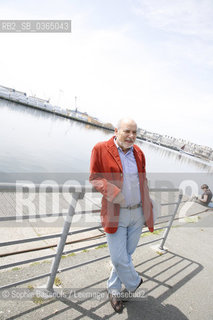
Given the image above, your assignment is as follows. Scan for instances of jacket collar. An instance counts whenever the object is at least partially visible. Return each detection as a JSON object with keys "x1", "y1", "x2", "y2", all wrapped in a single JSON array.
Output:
[
  {"x1": 106, "y1": 136, "x2": 123, "y2": 171},
  {"x1": 133, "y1": 147, "x2": 143, "y2": 172},
  {"x1": 106, "y1": 136, "x2": 142, "y2": 172}
]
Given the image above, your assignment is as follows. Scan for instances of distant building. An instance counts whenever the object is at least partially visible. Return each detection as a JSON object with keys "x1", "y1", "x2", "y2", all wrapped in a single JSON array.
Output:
[
  {"x1": 67, "y1": 109, "x2": 89, "y2": 121},
  {"x1": 0, "y1": 85, "x2": 26, "y2": 96}
]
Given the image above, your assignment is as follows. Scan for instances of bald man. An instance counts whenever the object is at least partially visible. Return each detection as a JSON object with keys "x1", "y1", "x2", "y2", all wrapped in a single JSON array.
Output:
[{"x1": 89, "y1": 118, "x2": 154, "y2": 313}]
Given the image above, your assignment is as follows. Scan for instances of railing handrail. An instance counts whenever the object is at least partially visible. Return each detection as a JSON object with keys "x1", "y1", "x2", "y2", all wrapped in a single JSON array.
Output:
[
  {"x1": 0, "y1": 184, "x2": 183, "y2": 292},
  {"x1": 0, "y1": 182, "x2": 181, "y2": 193},
  {"x1": 0, "y1": 183, "x2": 93, "y2": 193}
]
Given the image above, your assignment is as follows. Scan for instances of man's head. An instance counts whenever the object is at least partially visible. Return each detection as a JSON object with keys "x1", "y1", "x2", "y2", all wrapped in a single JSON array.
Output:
[
  {"x1": 115, "y1": 118, "x2": 137, "y2": 151},
  {"x1": 201, "y1": 184, "x2": 209, "y2": 190}
]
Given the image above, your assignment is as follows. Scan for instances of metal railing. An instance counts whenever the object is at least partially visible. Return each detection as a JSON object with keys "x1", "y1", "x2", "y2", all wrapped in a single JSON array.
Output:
[{"x1": 0, "y1": 183, "x2": 183, "y2": 292}]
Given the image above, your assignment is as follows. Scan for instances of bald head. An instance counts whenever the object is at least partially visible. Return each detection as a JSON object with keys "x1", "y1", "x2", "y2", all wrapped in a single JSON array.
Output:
[
  {"x1": 115, "y1": 118, "x2": 138, "y2": 152},
  {"x1": 116, "y1": 118, "x2": 137, "y2": 130}
]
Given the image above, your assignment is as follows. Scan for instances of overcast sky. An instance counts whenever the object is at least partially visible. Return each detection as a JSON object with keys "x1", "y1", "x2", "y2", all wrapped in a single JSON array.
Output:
[{"x1": 0, "y1": 0, "x2": 213, "y2": 148}]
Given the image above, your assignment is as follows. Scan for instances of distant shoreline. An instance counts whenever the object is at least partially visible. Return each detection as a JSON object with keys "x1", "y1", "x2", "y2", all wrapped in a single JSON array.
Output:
[{"x1": 0, "y1": 85, "x2": 212, "y2": 163}]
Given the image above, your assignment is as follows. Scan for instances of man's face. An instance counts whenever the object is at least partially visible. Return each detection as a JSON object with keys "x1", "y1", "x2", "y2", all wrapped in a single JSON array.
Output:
[{"x1": 115, "y1": 120, "x2": 137, "y2": 150}]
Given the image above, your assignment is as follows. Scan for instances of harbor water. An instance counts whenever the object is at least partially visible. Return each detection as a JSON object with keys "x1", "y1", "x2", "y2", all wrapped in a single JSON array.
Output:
[{"x1": 0, "y1": 98, "x2": 212, "y2": 192}]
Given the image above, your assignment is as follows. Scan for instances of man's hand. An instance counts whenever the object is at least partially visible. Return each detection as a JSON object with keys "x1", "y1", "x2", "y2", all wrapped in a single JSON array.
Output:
[{"x1": 112, "y1": 192, "x2": 126, "y2": 206}]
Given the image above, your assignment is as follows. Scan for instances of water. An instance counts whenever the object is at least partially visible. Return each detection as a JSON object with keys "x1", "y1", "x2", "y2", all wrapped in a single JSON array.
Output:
[{"x1": 0, "y1": 98, "x2": 212, "y2": 189}]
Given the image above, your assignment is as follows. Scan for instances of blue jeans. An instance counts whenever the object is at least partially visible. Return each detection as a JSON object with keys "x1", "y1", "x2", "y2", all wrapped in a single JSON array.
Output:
[{"x1": 106, "y1": 206, "x2": 145, "y2": 295}]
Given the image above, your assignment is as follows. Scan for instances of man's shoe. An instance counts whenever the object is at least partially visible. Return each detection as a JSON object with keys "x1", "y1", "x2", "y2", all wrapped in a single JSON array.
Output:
[
  {"x1": 134, "y1": 277, "x2": 143, "y2": 292},
  {"x1": 108, "y1": 293, "x2": 124, "y2": 313},
  {"x1": 121, "y1": 278, "x2": 143, "y2": 302}
]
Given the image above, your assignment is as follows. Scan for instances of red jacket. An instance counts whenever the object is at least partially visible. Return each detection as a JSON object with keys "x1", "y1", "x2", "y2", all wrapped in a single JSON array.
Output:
[{"x1": 89, "y1": 136, "x2": 154, "y2": 233}]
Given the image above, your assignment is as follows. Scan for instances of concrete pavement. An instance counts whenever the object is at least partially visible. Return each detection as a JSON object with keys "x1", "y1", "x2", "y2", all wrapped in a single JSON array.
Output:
[{"x1": 0, "y1": 205, "x2": 213, "y2": 320}]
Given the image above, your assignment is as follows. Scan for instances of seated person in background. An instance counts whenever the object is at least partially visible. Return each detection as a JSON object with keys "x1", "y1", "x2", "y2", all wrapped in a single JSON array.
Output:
[{"x1": 194, "y1": 184, "x2": 212, "y2": 206}]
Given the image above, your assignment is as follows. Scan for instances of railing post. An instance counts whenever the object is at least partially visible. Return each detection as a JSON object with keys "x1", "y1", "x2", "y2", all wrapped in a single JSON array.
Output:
[
  {"x1": 158, "y1": 191, "x2": 183, "y2": 251},
  {"x1": 46, "y1": 192, "x2": 82, "y2": 292}
]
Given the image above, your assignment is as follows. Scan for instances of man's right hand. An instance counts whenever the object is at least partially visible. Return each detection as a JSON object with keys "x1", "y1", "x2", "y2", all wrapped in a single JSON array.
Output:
[{"x1": 112, "y1": 192, "x2": 126, "y2": 206}]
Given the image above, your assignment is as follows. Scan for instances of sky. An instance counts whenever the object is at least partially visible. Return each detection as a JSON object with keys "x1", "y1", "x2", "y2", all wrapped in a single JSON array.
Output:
[{"x1": 0, "y1": 0, "x2": 213, "y2": 148}]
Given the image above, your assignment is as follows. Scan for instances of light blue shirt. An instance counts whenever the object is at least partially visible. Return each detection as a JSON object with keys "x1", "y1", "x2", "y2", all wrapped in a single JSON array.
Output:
[{"x1": 114, "y1": 138, "x2": 141, "y2": 207}]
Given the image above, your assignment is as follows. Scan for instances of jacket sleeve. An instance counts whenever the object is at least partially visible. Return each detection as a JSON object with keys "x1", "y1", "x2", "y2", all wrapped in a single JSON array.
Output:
[{"x1": 89, "y1": 145, "x2": 121, "y2": 202}]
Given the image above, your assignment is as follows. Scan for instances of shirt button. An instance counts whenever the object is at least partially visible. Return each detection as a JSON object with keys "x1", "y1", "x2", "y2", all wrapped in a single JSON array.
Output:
[{"x1": 121, "y1": 173, "x2": 123, "y2": 177}]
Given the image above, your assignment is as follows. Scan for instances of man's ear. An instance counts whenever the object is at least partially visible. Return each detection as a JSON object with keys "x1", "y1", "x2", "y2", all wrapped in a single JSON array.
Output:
[{"x1": 114, "y1": 128, "x2": 118, "y2": 135}]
